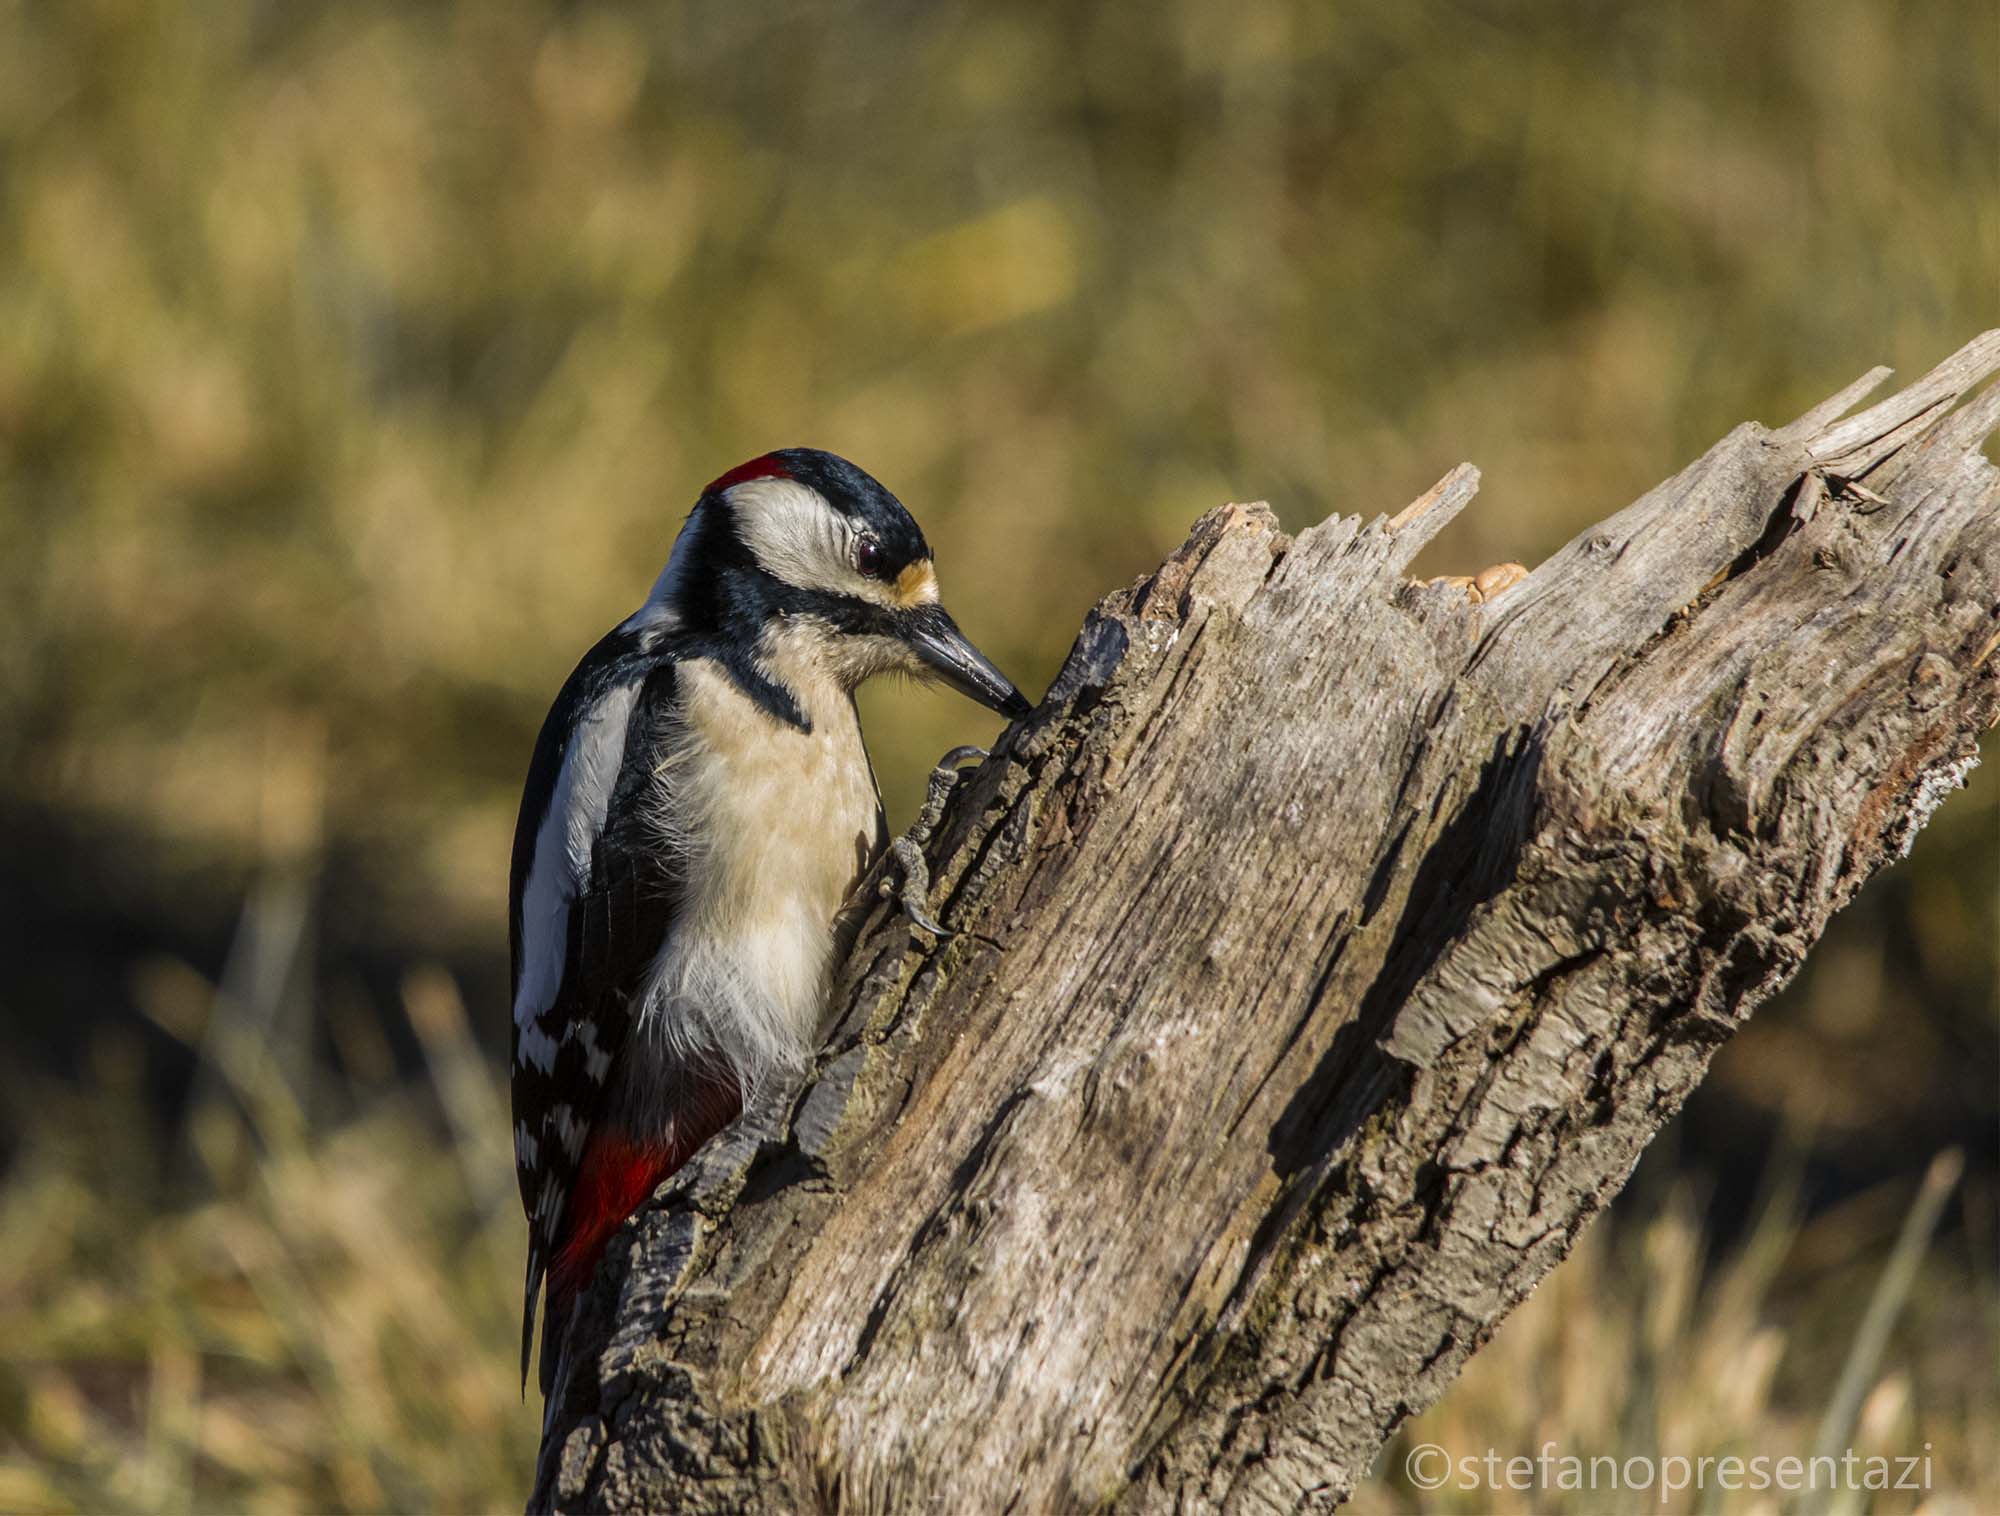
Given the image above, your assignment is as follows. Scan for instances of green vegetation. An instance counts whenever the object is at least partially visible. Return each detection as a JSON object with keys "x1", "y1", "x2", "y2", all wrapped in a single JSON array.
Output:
[{"x1": 0, "y1": 0, "x2": 1991, "y2": 1509}]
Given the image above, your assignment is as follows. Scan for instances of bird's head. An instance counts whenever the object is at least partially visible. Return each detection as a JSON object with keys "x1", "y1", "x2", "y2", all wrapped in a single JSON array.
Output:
[{"x1": 654, "y1": 448, "x2": 1033, "y2": 720}]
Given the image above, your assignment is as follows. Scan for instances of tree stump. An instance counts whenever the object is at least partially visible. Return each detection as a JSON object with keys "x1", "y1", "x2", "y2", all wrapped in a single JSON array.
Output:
[{"x1": 530, "y1": 333, "x2": 2000, "y2": 1514}]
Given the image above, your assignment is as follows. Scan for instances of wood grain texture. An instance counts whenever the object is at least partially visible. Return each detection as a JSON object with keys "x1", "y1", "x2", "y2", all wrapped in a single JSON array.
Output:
[{"x1": 529, "y1": 335, "x2": 2000, "y2": 1515}]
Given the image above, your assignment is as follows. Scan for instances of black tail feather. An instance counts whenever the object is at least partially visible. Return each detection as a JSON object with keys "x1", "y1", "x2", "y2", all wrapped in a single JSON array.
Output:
[
  {"x1": 520, "y1": 1253, "x2": 543, "y2": 1395},
  {"x1": 539, "y1": 1277, "x2": 570, "y2": 1399}
]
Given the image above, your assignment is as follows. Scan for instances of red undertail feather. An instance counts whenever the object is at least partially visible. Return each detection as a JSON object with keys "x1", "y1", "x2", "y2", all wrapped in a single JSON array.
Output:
[
  {"x1": 539, "y1": 1083, "x2": 745, "y2": 1394},
  {"x1": 550, "y1": 1132, "x2": 684, "y2": 1307}
]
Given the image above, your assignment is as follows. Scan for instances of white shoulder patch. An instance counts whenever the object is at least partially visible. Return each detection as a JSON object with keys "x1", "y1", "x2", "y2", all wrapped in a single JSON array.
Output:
[{"x1": 512, "y1": 680, "x2": 643, "y2": 1041}]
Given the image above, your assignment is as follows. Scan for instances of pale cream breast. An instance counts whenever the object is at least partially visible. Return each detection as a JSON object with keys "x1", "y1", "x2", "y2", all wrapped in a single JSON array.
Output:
[{"x1": 638, "y1": 635, "x2": 882, "y2": 1086}]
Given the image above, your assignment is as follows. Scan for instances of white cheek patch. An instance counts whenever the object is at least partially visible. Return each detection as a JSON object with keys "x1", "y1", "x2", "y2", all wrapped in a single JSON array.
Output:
[{"x1": 727, "y1": 477, "x2": 897, "y2": 605}]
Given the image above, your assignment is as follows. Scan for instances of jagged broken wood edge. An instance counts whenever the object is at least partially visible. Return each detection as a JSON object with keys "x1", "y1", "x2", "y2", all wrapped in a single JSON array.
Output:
[{"x1": 532, "y1": 332, "x2": 2000, "y2": 1513}]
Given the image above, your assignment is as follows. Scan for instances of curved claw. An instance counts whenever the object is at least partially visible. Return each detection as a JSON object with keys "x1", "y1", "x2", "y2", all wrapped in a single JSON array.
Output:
[
  {"x1": 886, "y1": 836, "x2": 954, "y2": 940},
  {"x1": 902, "y1": 898, "x2": 953, "y2": 939},
  {"x1": 938, "y1": 744, "x2": 989, "y2": 770}
]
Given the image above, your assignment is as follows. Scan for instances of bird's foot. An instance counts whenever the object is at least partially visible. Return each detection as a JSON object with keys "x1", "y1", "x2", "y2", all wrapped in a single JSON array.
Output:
[
  {"x1": 915, "y1": 745, "x2": 988, "y2": 845},
  {"x1": 882, "y1": 745, "x2": 990, "y2": 939},
  {"x1": 887, "y1": 836, "x2": 951, "y2": 938}
]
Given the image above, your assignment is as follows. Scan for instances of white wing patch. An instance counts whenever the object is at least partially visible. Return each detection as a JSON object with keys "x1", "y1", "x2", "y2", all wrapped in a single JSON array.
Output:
[
  {"x1": 512, "y1": 680, "x2": 643, "y2": 1040},
  {"x1": 579, "y1": 1021, "x2": 613, "y2": 1082},
  {"x1": 552, "y1": 1103, "x2": 587, "y2": 1158},
  {"x1": 517, "y1": 1020, "x2": 560, "y2": 1072}
]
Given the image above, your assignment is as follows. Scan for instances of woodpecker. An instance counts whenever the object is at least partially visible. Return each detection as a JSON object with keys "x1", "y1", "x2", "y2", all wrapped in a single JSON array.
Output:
[{"x1": 509, "y1": 448, "x2": 1031, "y2": 1394}]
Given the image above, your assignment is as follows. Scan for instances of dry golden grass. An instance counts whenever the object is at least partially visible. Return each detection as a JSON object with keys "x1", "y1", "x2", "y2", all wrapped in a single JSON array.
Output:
[
  {"x1": 3, "y1": 948, "x2": 1989, "y2": 1512},
  {"x1": 1354, "y1": 1148, "x2": 1998, "y2": 1515},
  {"x1": 0, "y1": 964, "x2": 539, "y2": 1515}
]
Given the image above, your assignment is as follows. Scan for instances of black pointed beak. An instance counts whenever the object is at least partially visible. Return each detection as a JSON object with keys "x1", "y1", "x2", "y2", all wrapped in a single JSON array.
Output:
[{"x1": 901, "y1": 605, "x2": 1033, "y2": 720}]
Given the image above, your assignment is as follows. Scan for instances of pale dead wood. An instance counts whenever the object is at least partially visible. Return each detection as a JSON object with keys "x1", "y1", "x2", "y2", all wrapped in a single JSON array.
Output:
[{"x1": 529, "y1": 334, "x2": 2000, "y2": 1515}]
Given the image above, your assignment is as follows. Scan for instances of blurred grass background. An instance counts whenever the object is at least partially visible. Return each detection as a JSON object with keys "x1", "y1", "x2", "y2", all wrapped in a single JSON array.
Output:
[{"x1": 0, "y1": 0, "x2": 1993, "y2": 1510}]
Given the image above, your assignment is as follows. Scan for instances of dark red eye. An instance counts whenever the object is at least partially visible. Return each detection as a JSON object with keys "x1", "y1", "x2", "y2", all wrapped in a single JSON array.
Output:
[{"x1": 855, "y1": 536, "x2": 885, "y2": 578}]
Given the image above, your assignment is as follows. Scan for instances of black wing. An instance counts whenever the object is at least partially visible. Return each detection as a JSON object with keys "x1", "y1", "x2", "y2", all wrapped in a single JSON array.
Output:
[{"x1": 510, "y1": 641, "x2": 684, "y2": 1389}]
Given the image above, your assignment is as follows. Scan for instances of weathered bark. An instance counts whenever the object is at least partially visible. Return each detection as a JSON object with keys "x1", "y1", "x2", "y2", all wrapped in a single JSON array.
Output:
[{"x1": 530, "y1": 334, "x2": 2000, "y2": 1515}]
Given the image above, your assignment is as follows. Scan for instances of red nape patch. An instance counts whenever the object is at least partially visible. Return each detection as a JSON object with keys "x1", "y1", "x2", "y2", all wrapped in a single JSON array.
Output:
[{"x1": 704, "y1": 452, "x2": 793, "y2": 495}]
